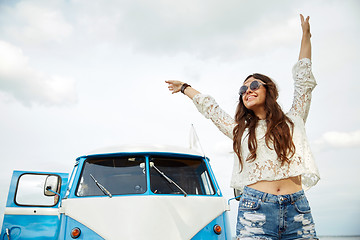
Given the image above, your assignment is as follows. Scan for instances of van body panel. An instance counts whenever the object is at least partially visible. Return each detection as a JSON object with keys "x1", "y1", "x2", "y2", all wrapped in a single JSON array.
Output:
[
  {"x1": 61, "y1": 195, "x2": 227, "y2": 240},
  {"x1": 192, "y1": 212, "x2": 231, "y2": 240},
  {"x1": 1, "y1": 171, "x2": 68, "y2": 240},
  {"x1": 58, "y1": 216, "x2": 104, "y2": 240}
]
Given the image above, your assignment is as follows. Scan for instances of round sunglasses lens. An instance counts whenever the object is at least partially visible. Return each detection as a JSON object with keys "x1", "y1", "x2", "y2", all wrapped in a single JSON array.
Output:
[
  {"x1": 250, "y1": 81, "x2": 260, "y2": 91},
  {"x1": 239, "y1": 86, "x2": 248, "y2": 95}
]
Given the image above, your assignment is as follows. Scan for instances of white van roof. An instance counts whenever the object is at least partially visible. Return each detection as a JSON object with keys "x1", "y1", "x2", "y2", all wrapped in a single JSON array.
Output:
[{"x1": 85, "y1": 144, "x2": 203, "y2": 157}]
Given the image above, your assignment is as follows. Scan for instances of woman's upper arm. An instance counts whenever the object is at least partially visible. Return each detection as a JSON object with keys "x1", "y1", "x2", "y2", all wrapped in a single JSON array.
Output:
[
  {"x1": 193, "y1": 94, "x2": 236, "y2": 139},
  {"x1": 289, "y1": 58, "x2": 317, "y2": 123}
]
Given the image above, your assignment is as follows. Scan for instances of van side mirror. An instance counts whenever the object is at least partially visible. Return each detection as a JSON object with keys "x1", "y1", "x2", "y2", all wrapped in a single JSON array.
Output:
[{"x1": 44, "y1": 175, "x2": 60, "y2": 196}]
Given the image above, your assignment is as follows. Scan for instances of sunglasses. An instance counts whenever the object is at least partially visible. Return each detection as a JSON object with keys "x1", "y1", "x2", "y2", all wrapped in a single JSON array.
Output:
[{"x1": 239, "y1": 80, "x2": 265, "y2": 96}]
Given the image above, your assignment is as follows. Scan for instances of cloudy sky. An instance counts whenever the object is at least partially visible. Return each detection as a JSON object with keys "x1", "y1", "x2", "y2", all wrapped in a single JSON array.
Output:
[{"x1": 1, "y1": 0, "x2": 359, "y2": 236}]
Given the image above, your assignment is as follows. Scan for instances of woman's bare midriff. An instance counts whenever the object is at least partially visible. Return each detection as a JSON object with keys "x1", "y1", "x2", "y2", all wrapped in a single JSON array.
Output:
[{"x1": 248, "y1": 176, "x2": 302, "y2": 195}]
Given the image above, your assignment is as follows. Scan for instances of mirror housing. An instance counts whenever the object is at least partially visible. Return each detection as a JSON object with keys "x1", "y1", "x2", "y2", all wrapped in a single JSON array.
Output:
[{"x1": 44, "y1": 175, "x2": 60, "y2": 196}]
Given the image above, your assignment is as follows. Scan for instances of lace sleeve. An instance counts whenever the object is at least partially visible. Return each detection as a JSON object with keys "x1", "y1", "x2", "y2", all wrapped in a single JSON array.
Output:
[
  {"x1": 193, "y1": 94, "x2": 236, "y2": 139},
  {"x1": 289, "y1": 58, "x2": 317, "y2": 123}
]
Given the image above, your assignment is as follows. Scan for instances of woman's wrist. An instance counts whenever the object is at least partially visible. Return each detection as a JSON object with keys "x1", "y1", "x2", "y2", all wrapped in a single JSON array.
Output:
[
  {"x1": 181, "y1": 83, "x2": 191, "y2": 94},
  {"x1": 179, "y1": 83, "x2": 200, "y2": 100},
  {"x1": 302, "y1": 32, "x2": 311, "y2": 39}
]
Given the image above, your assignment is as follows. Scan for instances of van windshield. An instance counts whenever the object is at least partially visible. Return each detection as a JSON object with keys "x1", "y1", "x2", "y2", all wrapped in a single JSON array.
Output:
[
  {"x1": 76, "y1": 156, "x2": 215, "y2": 197},
  {"x1": 76, "y1": 157, "x2": 146, "y2": 196},
  {"x1": 149, "y1": 157, "x2": 215, "y2": 196}
]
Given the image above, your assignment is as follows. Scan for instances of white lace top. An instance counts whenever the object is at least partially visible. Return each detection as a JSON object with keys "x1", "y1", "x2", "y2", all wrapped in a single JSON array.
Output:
[{"x1": 193, "y1": 58, "x2": 320, "y2": 193}]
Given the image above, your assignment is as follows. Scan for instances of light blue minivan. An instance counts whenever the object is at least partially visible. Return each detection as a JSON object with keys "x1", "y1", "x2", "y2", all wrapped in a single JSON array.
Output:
[{"x1": 1, "y1": 145, "x2": 231, "y2": 240}]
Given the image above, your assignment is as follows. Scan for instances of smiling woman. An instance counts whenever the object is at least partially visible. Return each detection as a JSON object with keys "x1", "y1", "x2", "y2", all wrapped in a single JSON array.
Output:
[
  {"x1": 165, "y1": 14, "x2": 320, "y2": 239},
  {"x1": 234, "y1": 72, "x2": 296, "y2": 172}
]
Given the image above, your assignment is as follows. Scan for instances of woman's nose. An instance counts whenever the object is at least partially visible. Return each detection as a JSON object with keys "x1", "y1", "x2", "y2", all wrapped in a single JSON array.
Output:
[{"x1": 246, "y1": 87, "x2": 253, "y2": 95}]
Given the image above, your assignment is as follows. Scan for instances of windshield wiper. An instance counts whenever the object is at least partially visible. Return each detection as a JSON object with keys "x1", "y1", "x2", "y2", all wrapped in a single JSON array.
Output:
[
  {"x1": 90, "y1": 174, "x2": 112, "y2": 198},
  {"x1": 150, "y1": 162, "x2": 187, "y2": 197}
]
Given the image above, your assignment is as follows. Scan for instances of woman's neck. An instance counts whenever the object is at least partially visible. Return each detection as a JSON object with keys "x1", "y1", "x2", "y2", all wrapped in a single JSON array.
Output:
[{"x1": 253, "y1": 107, "x2": 266, "y2": 120}]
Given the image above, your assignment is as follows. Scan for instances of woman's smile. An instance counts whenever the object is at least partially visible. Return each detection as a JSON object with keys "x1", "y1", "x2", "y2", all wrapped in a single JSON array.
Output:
[{"x1": 246, "y1": 94, "x2": 257, "y2": 102}]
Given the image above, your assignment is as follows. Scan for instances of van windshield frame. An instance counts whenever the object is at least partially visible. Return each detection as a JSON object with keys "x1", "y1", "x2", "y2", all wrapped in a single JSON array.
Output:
[{"x1": 75, "y1": 154, "x2": 216, "y2": 197}]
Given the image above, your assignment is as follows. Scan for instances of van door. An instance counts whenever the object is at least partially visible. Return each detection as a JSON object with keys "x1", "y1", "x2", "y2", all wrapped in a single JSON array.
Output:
[{"x1": 1, "y1": 170, "x2": 68, "y2": 240}]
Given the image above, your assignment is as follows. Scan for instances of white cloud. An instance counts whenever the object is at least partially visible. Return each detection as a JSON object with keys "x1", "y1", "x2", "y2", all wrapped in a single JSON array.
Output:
[
  {"x1": 0, "y1": 40, "x2": 77, "y2": 106},
  {"x1": 0, "y1": 1, "x2": 73, "y2": 44},
  {"x1": 312, "y1": 130, "x2": 360, "y2": 152},
  {"x1": 119, "y1": 1, "x2": 296, "y2": 59},
  {"x1": 56, "y1": 0, "x2": 297, "y2": 59}
]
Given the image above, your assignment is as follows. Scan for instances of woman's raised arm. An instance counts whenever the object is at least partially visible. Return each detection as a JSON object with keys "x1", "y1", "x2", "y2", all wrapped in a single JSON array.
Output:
[
  {"x1": 165, "y1": 80, "x2": 236, "y2": 139},
  {"x1": 298, "y1": 14, "x2": 312, "y2": 60},
  {"x1": 289, "y1": 14, "x2": 316, "y2": 122},
  {"x1": 165, "y1": 80, "x2": 200, "y2": 100}
]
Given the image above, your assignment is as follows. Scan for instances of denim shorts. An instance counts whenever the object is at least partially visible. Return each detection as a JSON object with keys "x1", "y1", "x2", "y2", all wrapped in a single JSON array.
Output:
[{"x1": 236, "y1": 186, "x2": 318, "y2": 240}]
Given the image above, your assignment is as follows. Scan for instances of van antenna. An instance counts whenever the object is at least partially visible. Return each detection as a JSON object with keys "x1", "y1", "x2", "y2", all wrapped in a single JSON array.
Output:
[{"x1": 189, "y1": 124, "x2": 206, "y2": 158}]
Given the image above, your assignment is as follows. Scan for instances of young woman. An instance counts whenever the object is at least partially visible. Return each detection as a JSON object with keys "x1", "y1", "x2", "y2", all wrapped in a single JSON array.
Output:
[{"x1": 165, "y1": 14, "x2": 320, "y2": 239}]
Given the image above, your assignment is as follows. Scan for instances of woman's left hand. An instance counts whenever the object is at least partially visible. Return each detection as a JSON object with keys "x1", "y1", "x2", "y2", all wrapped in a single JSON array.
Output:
[
  {"x1": 298, "y1": 14, "x2": 312, "y2": 60},
  {"x1": 300, "y1": 14, "x2": 311, "y2": 38}
]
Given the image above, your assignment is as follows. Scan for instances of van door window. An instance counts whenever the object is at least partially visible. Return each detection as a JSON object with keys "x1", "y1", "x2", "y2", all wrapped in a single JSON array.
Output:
[{"x1": 15, "y1": 173, "x2": 60, "y2": 206}]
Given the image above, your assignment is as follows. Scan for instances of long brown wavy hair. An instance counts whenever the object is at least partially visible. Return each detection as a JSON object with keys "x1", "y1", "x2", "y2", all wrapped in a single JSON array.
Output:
[{"x1": 232, "y1": 73, "x2": 295, "y2": 171}]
